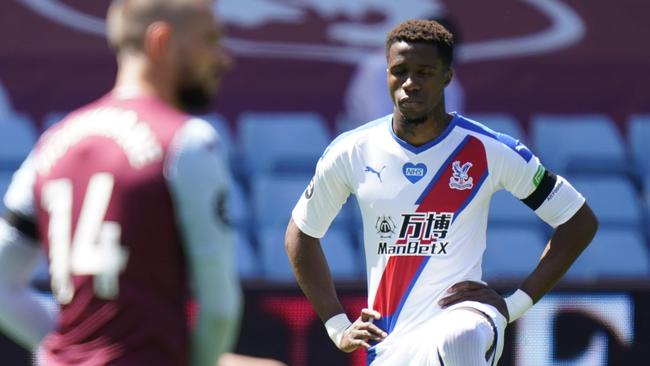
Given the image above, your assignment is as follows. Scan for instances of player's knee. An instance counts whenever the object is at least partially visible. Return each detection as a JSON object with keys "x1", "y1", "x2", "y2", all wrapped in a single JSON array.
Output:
[
  {"x1": 436, "y1": 310, "x2": 493, "y2": 365},
  {"x1": 438, "y1": 319, "x2": 484, "y2": 354}
]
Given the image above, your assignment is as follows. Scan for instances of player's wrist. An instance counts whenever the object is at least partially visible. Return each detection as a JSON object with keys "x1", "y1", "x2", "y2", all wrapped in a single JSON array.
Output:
[
  {"x1": 504, "y1": 289, "x2": 533, "y2": 323},
  {"x1": 324, "y1": 313, "x2": 352, "y2": 348}
]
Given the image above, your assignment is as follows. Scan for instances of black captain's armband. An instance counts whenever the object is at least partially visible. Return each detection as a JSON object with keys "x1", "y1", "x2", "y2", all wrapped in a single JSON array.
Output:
[
  {"x1": 3, "y1": 210, "x2": 39, "y2": 242},
  {"x1": 521, "y1": 170, "x2": 557, "y2": 210}
]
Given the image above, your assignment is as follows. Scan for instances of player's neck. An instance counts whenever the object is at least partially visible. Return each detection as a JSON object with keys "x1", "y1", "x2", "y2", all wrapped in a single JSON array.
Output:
[
  {"x1": 392, "y1": 104, "x2": 452, "y2": 147},
  {"x1": 112, "y1": 55, "x2": 176, "y2": 107}
]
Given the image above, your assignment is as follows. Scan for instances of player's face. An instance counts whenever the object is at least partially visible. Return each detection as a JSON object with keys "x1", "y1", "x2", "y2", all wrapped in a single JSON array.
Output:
[
  {"x1": 174, "y1": 10, "x2": 232, "y2": 111},
  {"x1": 387, "y1": 41, "x2": 451, "y2": 125}
]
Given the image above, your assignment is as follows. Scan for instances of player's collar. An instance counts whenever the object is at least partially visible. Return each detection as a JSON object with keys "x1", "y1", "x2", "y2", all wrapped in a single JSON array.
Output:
[{"x1": 388, "y1": 113, "x2": 459, "y2": 154}]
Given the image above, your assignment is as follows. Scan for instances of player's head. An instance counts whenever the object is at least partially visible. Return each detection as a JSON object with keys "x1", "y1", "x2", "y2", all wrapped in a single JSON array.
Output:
[
  {"x1": 107, "y1": 0, "x2": 231, "y2": 111},
  {"x1": 385, "y1": 19, "x2": 454, "y2": 125}
]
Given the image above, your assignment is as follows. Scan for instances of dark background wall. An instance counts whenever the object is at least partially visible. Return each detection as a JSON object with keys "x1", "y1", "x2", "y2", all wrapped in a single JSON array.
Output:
[{"x1": 1, "y1": 0, "x2": 648, "y2": 132}]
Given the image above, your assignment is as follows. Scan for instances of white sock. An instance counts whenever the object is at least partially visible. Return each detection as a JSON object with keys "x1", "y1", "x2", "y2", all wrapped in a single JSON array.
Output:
[{"x1": 436, "y1": 308, "x2": 494, "y2": 366}]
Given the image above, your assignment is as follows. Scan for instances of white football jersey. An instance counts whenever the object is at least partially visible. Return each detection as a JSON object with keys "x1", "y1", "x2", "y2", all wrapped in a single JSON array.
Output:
[{"x1": 292, "y1": 113, "x2": 585, "y2": 361}]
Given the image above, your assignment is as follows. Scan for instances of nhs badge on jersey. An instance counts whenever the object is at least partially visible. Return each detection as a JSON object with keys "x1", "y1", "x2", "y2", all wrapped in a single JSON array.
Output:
[{"x1": 402, "y1": 163, "x2": 427, "y2": 184}]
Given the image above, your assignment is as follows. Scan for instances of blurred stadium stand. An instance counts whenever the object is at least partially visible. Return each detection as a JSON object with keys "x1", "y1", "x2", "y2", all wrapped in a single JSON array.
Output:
[
  {"x1": 645, "y1": 178, "x2": 650, "y2": 210},
  {"x1": 629, "y1": 114, "x2": 650, "y2": 174},
  {"x1": 0, "y1": 110, "x2": 648, "y2": 283},
  {"x1": 235, "y1": 231, "x2": 261, "y2": 280},
  {"x1": 531, "y1": 114, "x2": 634, "y2": 179},
  {"x1": 251, "y1": 174, "x2": 312, "y2": 228},
  {"x1": 0, "y1": 171, "x2": 12, "y2": 213},
  {"x1": 197, "y1": 112, "x2": 236, "y2": 163},
  {"x1": 259, "y1": 225, "x2": 360, "y2": 281},
  {"x1": 565, "y1": 228, "x2": 650, "y2": 280},
  {"x1": 0, "y1": 83, "x2": 13, "y2": 118},
  {"x1": 0, "y1": 113, "x2": 37, "y2": 171},
  {"x1": 320, "y1": 228, "x2": 363, "y2": 280},
  {"x1": 483, "y1": 227, "x2": 546, "y2": 281},
  {"x1": 468, "y1": 113, "x2": 527, "y2": 143},
  {"x1": 258, "y1": 226, "x2": 295, "y2": 281},
  {"x1": 229, "y1": 179, "x2": 249, "y2": 228},
  {"x1": 570, "y1": 176, "x2": 643, "y2": 228},
  {"x1": 42, "y1": 111, "x2": 68, "y2": 131},
  {"x1": 238, "y1": 112, "x2": 330, "y2": 176},
  {"x1": 337, "y1": 196, "x2": 361, "y2": 236},
  {"x1": 488, "y1": 190, "x2": 539, "y2": 227}
]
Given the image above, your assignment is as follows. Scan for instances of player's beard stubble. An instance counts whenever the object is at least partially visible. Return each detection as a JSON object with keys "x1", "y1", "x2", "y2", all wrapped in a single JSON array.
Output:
[
  {"x1": 395, "y1": 97, "x2": 438, "y2": 126},
  {"x1": 400, "y1": 112, "x2": 428, "y2": 126},
  {"x1": 177, "y1": 81, "x2": 212, "y2": 112},
  {"x1": 398, "y1": 95, "x2": 448, "y2": 127},
  {"x1": 176, "y1": 64, "x2": 216, "y2": 112}
]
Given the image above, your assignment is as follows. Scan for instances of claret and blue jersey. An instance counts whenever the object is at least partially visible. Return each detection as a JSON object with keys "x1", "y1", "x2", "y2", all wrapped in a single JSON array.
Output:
[{"x1": 292, "y1": 113, "x2": 585, "y2": 363}]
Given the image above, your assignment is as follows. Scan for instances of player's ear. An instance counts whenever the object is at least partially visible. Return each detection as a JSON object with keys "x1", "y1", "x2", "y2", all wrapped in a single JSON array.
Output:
[{"x1": 144, "y1": 21, "x2": 173, "y2": 61}]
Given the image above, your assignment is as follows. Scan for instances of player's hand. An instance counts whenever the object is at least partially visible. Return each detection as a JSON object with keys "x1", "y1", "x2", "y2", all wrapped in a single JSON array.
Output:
[
  {"x1": 338, "y1": 308, "x2": 388, "y2": 353},
  {"x1": 438, "y1": 281, "x2": 509, "y2": 321}
]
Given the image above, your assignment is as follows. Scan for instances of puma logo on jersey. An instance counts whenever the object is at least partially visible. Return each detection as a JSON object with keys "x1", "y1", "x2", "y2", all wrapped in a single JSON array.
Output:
[
  {"x1": 365, "y1": 165, "x2": 386, "y2": 183},
  {"x1": 449, "y1": 161, "x2": 474, "y2": 190}
]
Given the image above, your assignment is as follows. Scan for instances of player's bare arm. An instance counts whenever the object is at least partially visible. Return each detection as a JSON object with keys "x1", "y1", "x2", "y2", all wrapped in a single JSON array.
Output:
[
  {"x1": 285, "y1": 220, "x2": 386, "y2": 352},
  {"x1": 518, "y1": 203, "x2": 597, "y2": 302},
  {"x1": 441, "y1": 203, "x2": 597, "y2": 322},
  {"x1": 285, "y1": 219, "x2": 344, "y2": 321}
]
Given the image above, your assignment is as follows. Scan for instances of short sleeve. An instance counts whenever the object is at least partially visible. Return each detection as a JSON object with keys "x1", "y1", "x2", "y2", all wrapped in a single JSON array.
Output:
[
  {"x1": 4, "y1": 154, "x2": 37, "y2": 218},
  {"x1": 493, "y1": 134, "x2": 584, "y2": 228},
  {"x1": 164, "y1": 118, "x2": 241, "y2": 361},
  {"x1": 492, "y1": 134, "x2": 542, "y2": 200},
  {"x1": 291, "y1": 145, "x2": 353, "y2": 239},
  {"x1": 165, "y1": 119, "x2": 234, "y2": 258}
]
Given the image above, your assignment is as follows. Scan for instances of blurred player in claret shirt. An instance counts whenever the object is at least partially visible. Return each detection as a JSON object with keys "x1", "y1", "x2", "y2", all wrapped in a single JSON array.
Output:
[{"x1": 0, "y1": 0, "x2": 244, "y2": 365}]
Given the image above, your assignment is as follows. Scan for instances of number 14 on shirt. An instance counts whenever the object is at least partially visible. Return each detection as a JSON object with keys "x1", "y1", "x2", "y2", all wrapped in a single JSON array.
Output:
[{"x1": 41, "y1": 173, "x2": 129, "y2": 304}]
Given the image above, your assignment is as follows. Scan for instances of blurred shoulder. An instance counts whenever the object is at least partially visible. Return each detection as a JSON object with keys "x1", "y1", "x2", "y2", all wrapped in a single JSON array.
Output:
[
  {"x1": 454, "y1": 113, "x2": 533, "y2": 162},
  {"x1": 173, "y1": 117, "x2": 223, "y2": 153},
  {"x1": 322, "y1": 114, "x2": 391, "y2": 159}
]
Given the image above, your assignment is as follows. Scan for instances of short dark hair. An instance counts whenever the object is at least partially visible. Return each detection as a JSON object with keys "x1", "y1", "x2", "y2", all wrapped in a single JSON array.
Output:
[
  {"x1": 385, "y1": 19, "x2": 454, "y2": 67},
  {"x1": 107, "y1": 0, "x2": 206, "y2": 54}
]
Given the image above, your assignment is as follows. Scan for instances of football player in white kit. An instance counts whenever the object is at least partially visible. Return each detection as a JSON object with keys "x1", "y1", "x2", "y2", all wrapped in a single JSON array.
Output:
[{"x1": 286, "y1": 19, "x2": 598, "y2": 365}]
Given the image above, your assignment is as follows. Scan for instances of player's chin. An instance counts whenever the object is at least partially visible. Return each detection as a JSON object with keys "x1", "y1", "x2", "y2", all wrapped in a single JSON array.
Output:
[
  {"x1": 397, "y1": 103, "x2": 423, "y2": 116},
  {"x1": 399, "y1": 110, "x2": 428, "y2": 125},
  {"x1": 178, "y1": 87, "x2": 214, "y2": 112}
]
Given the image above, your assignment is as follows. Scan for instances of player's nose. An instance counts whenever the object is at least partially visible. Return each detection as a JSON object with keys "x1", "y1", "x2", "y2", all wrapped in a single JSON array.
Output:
[{"x1": 402, "y1": 75, "x2": 419, "y2": 91}]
